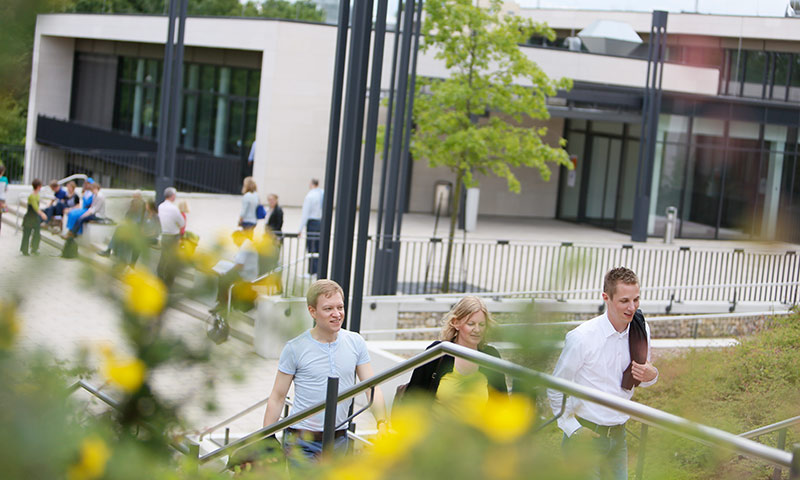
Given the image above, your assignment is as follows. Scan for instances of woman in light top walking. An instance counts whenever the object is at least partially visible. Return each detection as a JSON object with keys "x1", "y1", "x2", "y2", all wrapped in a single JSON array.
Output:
[{"x1": 239, "y1": 176, "x2": 259, "y2": 231}]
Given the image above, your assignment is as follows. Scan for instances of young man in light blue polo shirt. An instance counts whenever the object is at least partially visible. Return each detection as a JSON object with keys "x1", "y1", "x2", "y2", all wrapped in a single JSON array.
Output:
[{"x1": 262, "y1": 279, "x2": 388, "y2": 460}]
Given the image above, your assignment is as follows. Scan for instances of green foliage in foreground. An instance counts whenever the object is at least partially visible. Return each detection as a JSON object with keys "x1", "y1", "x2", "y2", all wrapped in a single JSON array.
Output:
[{"x1": 632, "y1": 313, "x2": 800, "y2": 479}]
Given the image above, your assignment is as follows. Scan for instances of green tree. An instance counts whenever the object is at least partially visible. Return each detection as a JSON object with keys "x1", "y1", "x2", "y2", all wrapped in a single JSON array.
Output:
[
  {"x1": 260, "y1": 0, "x2": 324, "y2": 22},
  {"x1": 411, "y1": 0, "x2": 572, "y2": 293}
]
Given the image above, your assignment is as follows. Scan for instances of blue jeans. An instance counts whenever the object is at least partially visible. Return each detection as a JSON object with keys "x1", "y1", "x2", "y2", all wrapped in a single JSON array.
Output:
[
  {"x1": 563, "y1": 428, "x2": 627, "y2": 480},
  {"x1": 283, "y1": 431, "x2": 349, "y2": 464}
]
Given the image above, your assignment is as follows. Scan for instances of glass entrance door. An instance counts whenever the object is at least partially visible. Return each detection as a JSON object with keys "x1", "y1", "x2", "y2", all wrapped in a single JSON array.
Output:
[{"x1": 585, "y1": 136, "x2": 622, "y2": 228}]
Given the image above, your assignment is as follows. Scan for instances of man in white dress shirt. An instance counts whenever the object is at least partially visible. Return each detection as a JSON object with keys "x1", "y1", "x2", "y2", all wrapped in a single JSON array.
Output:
[
  {"x1": 298, "y1": 178, "x2": 323, "y2": 276},
  {"x1": 157, "y1": 187, "x2": 185, "y2": 288},
  {"x1": 548, "y1": 267, "x2": 658, "y2": 480}
]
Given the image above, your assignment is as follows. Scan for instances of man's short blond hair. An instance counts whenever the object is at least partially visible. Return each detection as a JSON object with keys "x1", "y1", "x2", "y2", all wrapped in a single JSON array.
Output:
[
  {"x1": 306, "y1": 279, "x2": 344, "y2": 308},
  {"x1": 603, "y1": 267, "x2": 639, "y2": 299}
]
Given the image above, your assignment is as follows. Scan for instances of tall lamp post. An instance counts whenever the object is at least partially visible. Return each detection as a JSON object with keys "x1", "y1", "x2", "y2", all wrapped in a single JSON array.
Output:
[
  {"x1": 631, "y1": 10, "x2": 668, "y2": 242},
  {"x1": 154, "y1": 0, "x2": 188, "y2": 204}
]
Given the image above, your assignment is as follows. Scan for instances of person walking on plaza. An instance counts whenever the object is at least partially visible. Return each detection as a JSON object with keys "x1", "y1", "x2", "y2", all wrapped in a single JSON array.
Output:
[
  {"x1": 406, "y1": 296, "x2": 508, "y2": 407},
  {"x1": 20, "y1": 179, "x2": 47, "y2": 256},
  {"x1": 265, "y1": 193, "x2": 283, "y2": 236},
  {"x1": 0, "y1": 165, "x2": 8, "y2": 235},
  {"x1": 262, "y1": 279, "x2": 387, "y2": 461},
  {"x1": 239, "y1": 176, "x2": 259, "y2": 231},
  {"x1": 547, "y1": 267, "x2": 658, "y2": 480},
  {"x1": 157, "y1": 187, "x2": 185, "y2": 288},
  {"x1": 298, "y1": 178, "x2": 323, "y2": 276}
]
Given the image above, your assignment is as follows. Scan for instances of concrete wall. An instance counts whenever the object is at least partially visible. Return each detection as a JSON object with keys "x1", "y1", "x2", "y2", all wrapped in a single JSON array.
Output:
[
  {"x1": 407, "y1": 117, "x2": 565, "y2": 218},
  {"x1": 25, "y1": 31, "x2": 76, "y2": 183}
]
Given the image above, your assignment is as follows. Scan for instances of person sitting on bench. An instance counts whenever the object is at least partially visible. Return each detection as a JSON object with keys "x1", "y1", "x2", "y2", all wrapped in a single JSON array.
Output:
[{"x1": 68, "y1": 182, "x2": 106, "y2": 237}]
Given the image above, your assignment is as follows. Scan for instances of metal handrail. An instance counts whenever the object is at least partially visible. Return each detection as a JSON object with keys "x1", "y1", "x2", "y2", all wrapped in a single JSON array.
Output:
[
  {"x1": 198, "y1": 397, "x2": 295, "y2": 441},
  {"x1": 68, "y1": 380, "x2": 192, "y2": 455},
  {"x1": 198, "y1": 342, "x2": 795, "y2": 470},
  {"x1": 740, "y1": 415, "x2": 800, "y2": 439}
]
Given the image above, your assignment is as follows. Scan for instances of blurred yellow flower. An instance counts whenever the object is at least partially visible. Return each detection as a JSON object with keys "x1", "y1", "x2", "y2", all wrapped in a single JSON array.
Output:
[
  {"x1": 254, "y1": 273, "x2": 282, "y2": 295},
  {"x1": 325, "y1": 460, "x2": 382, "y2": 480},
  {"x1": 101, "y1": 346, "x2": 146, "y2": 393},
  {"x1": 371, "y1": 403, "x2": 429, "y2": 460},
  {"x1": 67, "y1": 435, "x2": 111, "y2": 480},
  {"x1": 482, "y1": 446, "x2": 519, "y2": 480},
  {"x1": 474, "y1": 393, "x2": 534, "y2": 444},
  {"x1": 192, "y1": 251, "x2": 220, "y2": 274},
  {"x1": 253, "y1": 235, "x2": 276, "y2": 257},
  {"x1": 122, "y1": 268, "x2": 166, "y2": 316},
  {"x1": 0, "y1": 300, "x2": 20, "y2": 350}
]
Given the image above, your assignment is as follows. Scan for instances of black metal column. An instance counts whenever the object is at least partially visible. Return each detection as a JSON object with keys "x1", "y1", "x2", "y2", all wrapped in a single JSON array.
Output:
[
  {"x1": 375, "y1": 1, "x2": 404, "y2": 244},
  {"x1": 330, "y1": 0, "x2": 374, "y2": 313},
  {"x1": 349, "y1": 0, "x2": 390, "y2": 334},
  {"x1": 318, "y1": 0, "x2": 351, "y2": 280},
  {"x1": 155, "y1": 0, "x2": 188, "y2": 204},
  {"x1": 321, "y1": 376, "x2": 339, "y2": 455},
  {"x1": 371, "y1": 0, "x2": 417, "y2": 295},
  {"x1": 390, "y1": 0, "x2": 424, "y2": 286},
  {"x1": 631, "y1": 10, "x2": 668, "y2": 242}
]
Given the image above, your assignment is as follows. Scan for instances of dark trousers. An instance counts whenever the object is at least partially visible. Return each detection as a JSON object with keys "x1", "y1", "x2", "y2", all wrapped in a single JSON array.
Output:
[
  {"x1": 70, "y1": 214, "x2": 97, "y2": 235},
  {"x1": 20, "y1": 217, "x2": 41, "y2": 255},
  {"x1": 157, "y1": 234, "x2": 181, "y2": 288},
  {"x1": 43, "y1": 203, "x2": 65, "y2": 222},
  {"x1": 306, "y1": 218, "x2": 321, "y2": 275}
]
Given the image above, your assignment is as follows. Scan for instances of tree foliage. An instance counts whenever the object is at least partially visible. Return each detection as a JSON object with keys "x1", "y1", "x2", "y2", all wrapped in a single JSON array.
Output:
[{"x1": 411, "y1": 0, "x2": 572, "y2": 292}]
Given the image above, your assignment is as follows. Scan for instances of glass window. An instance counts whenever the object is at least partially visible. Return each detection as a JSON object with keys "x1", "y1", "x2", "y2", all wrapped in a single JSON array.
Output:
[
  {"x1": 590, "y1": 121, "x2": 623, "y2": 136},
  {"x1": 657, "y1": 114, "x2": 690, "y2": 144},
  {"x1": 231, "y1": 69, "x2": 248, "y2": 97},
  {"x1": 742, "y1": 50, "x2": 767, "y2": 98},
  {"x1": 719, "y1": 140, "x2": 761, "y2": 239},
  {"x1": 681, "y1": 144, "x2": 724, "y2": 238},
  {"x1": 570, "y1": 119, "x2": 587, "y2": 131},
  {"x1": 247, "y1": 70, "x2": 261, "y2": 97},
  {"x1": 790, "y1": 54, "x2": 800, "y2": 102},
  {"x1": 772, "y1": 53, "x2": 790, "y2": 100}
]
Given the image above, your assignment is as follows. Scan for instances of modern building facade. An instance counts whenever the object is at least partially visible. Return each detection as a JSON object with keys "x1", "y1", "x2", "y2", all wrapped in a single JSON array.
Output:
[{"x1": 24, "y1": 2, "x2": 800, "y2": 242}]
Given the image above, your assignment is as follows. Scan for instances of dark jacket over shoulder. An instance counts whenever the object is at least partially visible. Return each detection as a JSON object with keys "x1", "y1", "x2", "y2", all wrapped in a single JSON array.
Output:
[{"x1": 406, "y1": 340, "x2": 508, "y2": 396}]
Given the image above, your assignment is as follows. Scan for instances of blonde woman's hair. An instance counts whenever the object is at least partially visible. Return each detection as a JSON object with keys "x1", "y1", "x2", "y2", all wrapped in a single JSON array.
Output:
[
  {"x1": 439, "y1": 296, "x2": 495, "y2": 346},
  {"x1": 242, "y1": 176, "x2": 257, "y2": 194},
  {"x1": 178, "y1": 200, "x2": 190, "y2": 213}
]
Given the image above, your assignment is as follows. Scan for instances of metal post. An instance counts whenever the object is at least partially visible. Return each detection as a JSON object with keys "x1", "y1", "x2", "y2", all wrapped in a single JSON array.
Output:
[
  {"x1": 318, "y1": 0, "x2": 351, "y2": 280},
  {"x1": 330, "y1": 0, "x2": 374, "y2": 309},
  {"x1": 165, "y1": 0, "x2": 187, "y2": 184},
  {"x1": 635, "y1": 423, "x2": 649, "y2": 480},
  {"x1": 372, "y1": 0, "x2": 417, "y2": 295},
  {"x1": 350, "y1": 0, "x2": 390, "y2": 334},
  {"x1": 791, "y1": 443, "x2": 800, "y2": 480},
  {"x1": 631, "y1": 10, "x2": 668, "y2": 242},
  {"x1": 773, "y1": 429, "x2": 787, "y2": 480},
  {"x1": 389, "y1": 0, "x2": 424, "y2": 291},
  {"x1": 322, "y1": 376, "x2": 339, "y2": 455},
  {"x1": 375, "y1": 1, "x2": 404, "y2": 250},
  {"x1": 155, "y1": 0, "x2": 179, "y2": 204}
]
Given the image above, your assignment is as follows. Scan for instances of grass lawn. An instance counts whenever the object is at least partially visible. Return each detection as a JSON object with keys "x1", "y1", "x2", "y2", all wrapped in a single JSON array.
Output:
[{"x1": 624, "y1": 313, "x2": 799, "y2": 479}]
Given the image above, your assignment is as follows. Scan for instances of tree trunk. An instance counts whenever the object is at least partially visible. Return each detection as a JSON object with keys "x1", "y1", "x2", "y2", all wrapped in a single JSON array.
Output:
[{"x1": 441, "y1": 168, "x2": 463, "y2": 293}]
